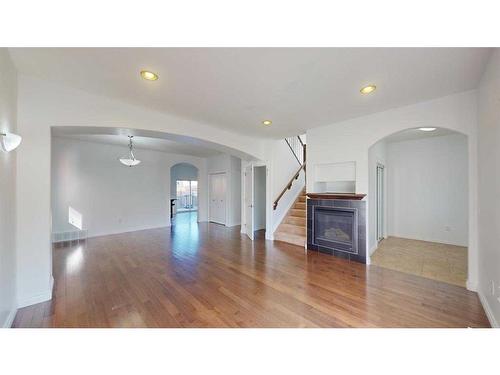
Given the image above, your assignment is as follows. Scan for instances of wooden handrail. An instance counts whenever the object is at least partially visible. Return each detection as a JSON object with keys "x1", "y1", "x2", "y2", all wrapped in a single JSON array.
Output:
[{"x1": 273, "y1": 163, "x2": 305, "y2": 210}]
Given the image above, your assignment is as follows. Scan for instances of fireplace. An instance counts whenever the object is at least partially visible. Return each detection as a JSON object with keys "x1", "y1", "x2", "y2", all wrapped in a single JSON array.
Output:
[
  {"x1": 312, "y1": 206, "x2": 358, "y2": 254},
  {"x1": 307, "y1": 194, "x2": 366, "y2": 263}
]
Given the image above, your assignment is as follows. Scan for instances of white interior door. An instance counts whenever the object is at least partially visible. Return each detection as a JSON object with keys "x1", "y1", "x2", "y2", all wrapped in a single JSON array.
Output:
[
  {"x1": 218, "y1": 173, "x2": 227, "y2": 225},
  {"x1": 244, "y1": 166, "x2": 254, "y2": 240},
  {"x1": 209, "y1": 173, "x2": 227, "y2": 225},
  {"x1": 209, "y1": 174, "x2": 218, "y2": 222}
]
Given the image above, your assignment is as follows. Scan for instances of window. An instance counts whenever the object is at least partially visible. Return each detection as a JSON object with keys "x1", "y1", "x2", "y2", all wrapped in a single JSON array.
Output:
[
  {"x1": 176, "y1": 180, "x2": 198, "y2": 211},
  {"x1": 68, "y1": 206, "x2": 83, "y2": 230}
]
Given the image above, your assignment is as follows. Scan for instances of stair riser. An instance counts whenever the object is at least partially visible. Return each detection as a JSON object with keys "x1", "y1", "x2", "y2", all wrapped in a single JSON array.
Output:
[
  {"x1": 294, "y1": 202, "x2": 306, "y2": 210},
  {"x1": 277, "y1": 224, "x2": 306, "y2": 236},
  {"x1": 289, "y1": 209, "x2": 306, "y2": 218},
  {"x1": 274, "y1": 233, "x2": 306, "y2": 247},
  {"x1": 284, "y1": 216, "x2": 306, "y2": 226}
]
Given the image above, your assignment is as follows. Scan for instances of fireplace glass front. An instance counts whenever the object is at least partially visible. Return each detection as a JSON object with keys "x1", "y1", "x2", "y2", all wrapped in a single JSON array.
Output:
[{"x1": 313, "y1": 206, "x2": 358, "y2": 254}]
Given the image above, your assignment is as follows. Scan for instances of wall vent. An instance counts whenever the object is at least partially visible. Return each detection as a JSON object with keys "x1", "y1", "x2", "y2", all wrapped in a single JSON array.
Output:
[{"x1": 52, "y1": 229, "x2": 88, "y2": 243}]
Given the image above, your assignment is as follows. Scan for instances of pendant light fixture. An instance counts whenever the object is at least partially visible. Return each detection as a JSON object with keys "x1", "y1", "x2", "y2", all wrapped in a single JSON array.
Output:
[
  {"x1": 0, "y1": 132, "x2": 22, "y2": 152},
  {"x1": 119, "y1": 135, "x2": 141, "y2": 167}
]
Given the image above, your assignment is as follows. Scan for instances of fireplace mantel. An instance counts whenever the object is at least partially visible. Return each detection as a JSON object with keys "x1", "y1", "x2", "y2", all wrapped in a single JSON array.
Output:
[{"x1": 306, "y1": 193, "x2": 366, "y2": 200}]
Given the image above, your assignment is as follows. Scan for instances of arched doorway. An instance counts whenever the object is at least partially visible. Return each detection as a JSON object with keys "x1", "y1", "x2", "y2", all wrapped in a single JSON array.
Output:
[
  {"x1": 170, "y1": 162, "x2": 199, "y2": 224},
  {"x1": 368, "y1": 127, "x2": 469, "y2": 287}
]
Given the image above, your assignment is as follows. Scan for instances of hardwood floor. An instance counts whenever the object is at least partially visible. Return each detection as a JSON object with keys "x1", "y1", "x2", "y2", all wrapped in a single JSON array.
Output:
[{"x1": 13, "y1": 212, "x2": 490, "y2": 328}]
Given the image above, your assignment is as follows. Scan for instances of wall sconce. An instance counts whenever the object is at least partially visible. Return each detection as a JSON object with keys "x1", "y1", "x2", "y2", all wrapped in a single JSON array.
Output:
[{"x1": 0, "y1": 132, "x2": 22, "y2": 152}]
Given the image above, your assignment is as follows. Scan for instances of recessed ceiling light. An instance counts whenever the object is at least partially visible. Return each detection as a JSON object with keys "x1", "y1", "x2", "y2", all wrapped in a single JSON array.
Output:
[
  {"x1": 360, "y1": 84, "x2": 376, "y2": 95},
  {"x1": 262, "y1": 120, "x2": 272, "y2": 126},
  {"x1": 140, "y1": 70, "x2": 159, "y2": 81},
  {"x1": 419, "y1": 127, "x2": 437, "y2": 132}
]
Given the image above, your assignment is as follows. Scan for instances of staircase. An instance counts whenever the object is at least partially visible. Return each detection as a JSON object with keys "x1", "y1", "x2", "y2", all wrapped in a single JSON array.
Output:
[
  {"x1": 272, "y1": 135, "x2": 307, "y2": 248},
  {"x1": 274, "y1": 190, "x2": 307, "y2": 247}
]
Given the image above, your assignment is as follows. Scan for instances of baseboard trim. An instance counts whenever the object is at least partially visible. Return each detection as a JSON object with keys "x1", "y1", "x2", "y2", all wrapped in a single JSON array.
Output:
[
  {"x1": 466, "y1": 279, "x2": 478, "y2": 292},
  {"x1": 17, "y1": 276, "x2": 54, "y2": 309},
  {"x1": 386, "y1": 234, "x2": 467, "y2": 248},
  {"x1": 87, "y1": 225, "x2": 171, "y2": 240},
  {"x1": 478, "y1": 291, "x2": 499, "y2": 328},
  {"x1": 2, "y1": 308, "x2": 18, "y2": 328}
]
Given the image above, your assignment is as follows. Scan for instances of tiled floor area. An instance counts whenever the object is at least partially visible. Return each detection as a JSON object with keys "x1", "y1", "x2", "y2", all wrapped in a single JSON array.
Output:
[{"x1": 371, "y1": 237, "x2": 467, "y2": 287}]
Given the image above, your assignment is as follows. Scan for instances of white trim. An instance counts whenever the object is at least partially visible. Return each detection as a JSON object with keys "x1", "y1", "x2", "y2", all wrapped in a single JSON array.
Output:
[
  {"x1": 86, "y1": 224, "x2": 171, "y2": 240},
  {"x1": 1, "y1": 308, "x2": 18, "y2": 328},
  {"x1": 466, "y1": 279, "x2": 478, "y2": 292},
  {"x1": 242, "y1": 160, "x2": 271, "y2": 240},
  {"x1": 478, "y1": 291, "x2": 499, "y2": 328},
  {"x1": 17, "y1": 276, "x2": 54, "y2": 309}
]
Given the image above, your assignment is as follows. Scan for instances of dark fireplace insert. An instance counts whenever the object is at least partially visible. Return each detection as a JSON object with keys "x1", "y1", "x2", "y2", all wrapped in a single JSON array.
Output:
[
  {"x1": 307, "y1": 195, "x2": 366, "y2": 263},
  {"x1": 312, "y1": 206, "x2": 358, "y2": 254}
]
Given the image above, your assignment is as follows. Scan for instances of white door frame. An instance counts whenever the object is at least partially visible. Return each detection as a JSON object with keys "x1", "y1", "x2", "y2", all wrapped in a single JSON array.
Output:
[
  {"x1": 244, "y1": 165, "x2": 254, "y2": 240},
  {"x1": 242, "y1": 161, "x2": 271, "y2": 241},
  {"x1": 376, "y1": 162, "x2": 385, "y2": 243},
  {"x1": 208, "y1": 172, "x2": 227, "y2": 225}
]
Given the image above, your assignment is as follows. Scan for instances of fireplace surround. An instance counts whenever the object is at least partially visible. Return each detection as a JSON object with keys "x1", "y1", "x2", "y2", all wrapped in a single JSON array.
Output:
[{"x1": 307, "y1": 194, "x2": 366, "y2": 263}]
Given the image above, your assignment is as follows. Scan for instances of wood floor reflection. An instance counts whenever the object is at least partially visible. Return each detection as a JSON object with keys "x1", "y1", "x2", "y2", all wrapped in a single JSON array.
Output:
[{"x1": 13, "y1": 212, "x2": 489, "y2": 328}]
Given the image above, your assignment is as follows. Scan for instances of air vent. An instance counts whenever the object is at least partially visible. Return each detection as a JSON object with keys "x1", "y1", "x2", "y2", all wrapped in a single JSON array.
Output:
[{"x1": 52, "y1": 229, "x2": 88, "y2": 243}]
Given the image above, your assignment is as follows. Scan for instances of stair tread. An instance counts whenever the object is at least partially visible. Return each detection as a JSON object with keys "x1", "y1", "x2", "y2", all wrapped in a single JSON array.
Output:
[
  {"x1": 274, "y1": 232, "x2": 306, "y2": 247},
  {"x1": 278, "y1": 223, "x2": 306, "y2": 234},
  {"x1": 284, "y1": 216, "x2": 306, "y2": 226},
  {"x1": 289, "y1": 209, "x2": 306, "y2": 217},
  {"x1": 275, "y1": 231, "x2": 306, "y2": 239}
]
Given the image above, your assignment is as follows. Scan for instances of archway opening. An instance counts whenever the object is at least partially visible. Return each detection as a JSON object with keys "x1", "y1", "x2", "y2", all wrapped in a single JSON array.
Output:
[
  {"x1": 170, "y1": 162, "x2": 199, "y2": 225},
  {"x1": 368, "y1": 127, "x2": 468, "y2": 287}
]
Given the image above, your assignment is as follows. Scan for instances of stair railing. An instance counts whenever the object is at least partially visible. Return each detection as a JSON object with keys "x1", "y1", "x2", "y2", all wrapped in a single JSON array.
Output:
[
  {"x1": 285, "y1": 135, "x2": 305, "y2": 166},
  {"x1": 273, "y1": 136, "x2": 306, "y2": 210}
]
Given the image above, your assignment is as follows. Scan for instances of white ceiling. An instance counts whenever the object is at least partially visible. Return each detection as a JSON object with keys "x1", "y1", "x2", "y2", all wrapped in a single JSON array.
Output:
[
  {"x1": 56, "y1": 134, "x2": 222, "y2": 158},
  {"x1": 383, "y1": 127, "x2": 461, "y2": 143},
  {"x1": 9, "y1": 48, "x2": 492, "y2": 139}
]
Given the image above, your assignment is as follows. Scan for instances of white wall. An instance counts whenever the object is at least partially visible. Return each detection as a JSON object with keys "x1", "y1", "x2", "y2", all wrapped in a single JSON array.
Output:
[
  {"x1": 52, "y1": 137, "x2": 208, "y2": 238},
  {"x1": 253, "y1": 166, "x2": 266, "y2": 231},
  {"x1": 170, "y1": 162, "x2": 198, "y2": 199},
  {"x1": 0, "y1": 49, "x2": 18, "y2": 327},
  {"x1": 16, "y1": 75, "x2": 264, "y2": 308},
  {"x1": 477, "y1": 50, "x2": 500, "y2": 327},
  {"x1": 386, "y1": 134, "x2": 468, "y2": 246},
  {"x1": 207, "y1": 153, "x2": 241, "y2": 226},
  {"x1": 368, "y1": 140, "x2": 387, "y2": 254},
  {"x1": 306, "y1": 91, "x2": 479, "y2": 290}
]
